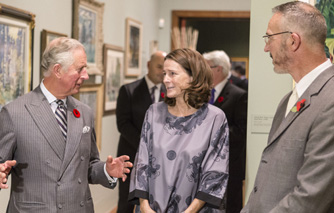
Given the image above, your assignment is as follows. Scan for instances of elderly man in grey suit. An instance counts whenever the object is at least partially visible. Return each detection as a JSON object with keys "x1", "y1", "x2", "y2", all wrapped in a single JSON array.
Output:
[
  {"x1": 242, "y1": 2, "x2": 334, "y2": 213},
  {"x1": 0, "y1": 37, "x2": 132, "y2": 212}
]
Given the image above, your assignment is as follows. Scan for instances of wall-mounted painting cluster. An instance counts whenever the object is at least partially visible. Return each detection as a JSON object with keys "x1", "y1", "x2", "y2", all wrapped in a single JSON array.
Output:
[{"x1": 0, "y1": 0, "x2": 144, "y2": 150}]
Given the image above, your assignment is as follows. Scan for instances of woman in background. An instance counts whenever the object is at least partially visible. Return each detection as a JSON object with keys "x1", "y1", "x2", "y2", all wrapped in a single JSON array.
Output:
[{"x1": 129, "y1": 48, "x2": 229, "y2": 213}]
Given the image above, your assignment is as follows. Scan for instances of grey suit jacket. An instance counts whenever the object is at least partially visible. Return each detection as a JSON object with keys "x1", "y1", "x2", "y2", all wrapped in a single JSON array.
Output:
[
  {"x1": 0, "y1": 86, "x2": 114, "y2": 213},
  {"x1": 242, "y1": 65, "x2": 334, "y2": 213}
]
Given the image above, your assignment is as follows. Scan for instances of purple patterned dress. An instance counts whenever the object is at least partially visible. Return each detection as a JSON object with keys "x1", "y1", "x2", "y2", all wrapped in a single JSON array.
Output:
[{"x1": 129, "y1": 102, "x2": 229, "y2": 213}]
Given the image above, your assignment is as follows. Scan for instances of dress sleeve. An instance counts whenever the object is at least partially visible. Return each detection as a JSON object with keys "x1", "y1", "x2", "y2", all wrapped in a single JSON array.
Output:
[
  {"x1": 128, "y1": 106, "x2": 155, "y2": 204},
  {"x1": 196, "y1": 112, "x2": 229, "y2": 208}
]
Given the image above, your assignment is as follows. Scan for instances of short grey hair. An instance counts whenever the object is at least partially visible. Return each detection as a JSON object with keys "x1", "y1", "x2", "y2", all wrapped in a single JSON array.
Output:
[
  {"x1": 273, "y1": 1, "x2": 327, "y2": 47},
  {"x1": 41, "y1": 37, "x2": 85, "y2": 77},
  {"x1": 202, "y1": 50, "x2": 231, "y2": 77}
]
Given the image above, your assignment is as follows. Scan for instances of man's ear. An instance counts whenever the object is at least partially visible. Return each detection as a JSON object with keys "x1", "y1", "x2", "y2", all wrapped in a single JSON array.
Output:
[
  {"x1": 53, "y1": 64, "x2": 62, "y2": 78},
  {"x1": 290, "y1": 33, "x2": 301, "y2": 52}
]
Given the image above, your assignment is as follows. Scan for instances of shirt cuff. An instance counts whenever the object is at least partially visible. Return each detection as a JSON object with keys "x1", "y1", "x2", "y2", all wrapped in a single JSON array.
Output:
[{"x1": 104, "y1": 163, "x2": 118, "y2": 184}]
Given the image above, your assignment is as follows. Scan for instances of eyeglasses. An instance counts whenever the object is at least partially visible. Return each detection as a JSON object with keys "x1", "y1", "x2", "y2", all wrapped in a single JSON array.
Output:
[{"x1": 263, "y1": 31, "x2": 292, "y2": 44}]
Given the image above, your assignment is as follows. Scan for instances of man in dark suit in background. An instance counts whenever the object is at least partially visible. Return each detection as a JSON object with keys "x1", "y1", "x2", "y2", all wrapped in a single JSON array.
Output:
[
  {"x1": 231, "y1": 65, "x2": 248, "y2": 91},
  {"x1": 116, "y1": 51, "x2": 167, "y2": 213},
  {"x1": 0, "y1": 37, "x2": 132, "y2": 212},
  {"x1": 203, "y1": 50, "x2": 248, "y2": 213}
]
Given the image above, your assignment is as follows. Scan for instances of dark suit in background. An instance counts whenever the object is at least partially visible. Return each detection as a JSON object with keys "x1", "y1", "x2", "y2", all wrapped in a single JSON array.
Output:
[
  {"x1": 116, "y1": 51, "x2": 166, "y2": 213},
  {"x1": 203, "y1": 50, "x2": 247, "y2": 213},
  {"x1": 213, "y1": 82, "x2": 247, "y2": 213}
]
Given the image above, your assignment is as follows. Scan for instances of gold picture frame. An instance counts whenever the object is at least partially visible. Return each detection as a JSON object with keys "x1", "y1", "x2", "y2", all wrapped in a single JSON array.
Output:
[
  {"x1": 40, "y1": 29, "x2": 68, "y2": 81},
  {"x1": 74, "y1": 84, "x2": 103, "y2": 150},
  {"x1": 125, "y1": 17, "x2": 143, "y2": 77},
  {"x1": 0, "y1": 3, "x2": 35, "y2": 110},
  {"x1": 72, "y1": 0, "x2": 104, "y2": 75},
  {"x1": 231, "y1": 57, "x2": 249, "y2": 79},
  {"x1": 103, "y1": 44, "x2": 124, "y2": 115}
]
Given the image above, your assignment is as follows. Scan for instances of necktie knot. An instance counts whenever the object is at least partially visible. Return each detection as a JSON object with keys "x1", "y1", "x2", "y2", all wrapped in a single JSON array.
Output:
[{"x1": 56, "y1": 100, "x2": 65, "y2": 108}]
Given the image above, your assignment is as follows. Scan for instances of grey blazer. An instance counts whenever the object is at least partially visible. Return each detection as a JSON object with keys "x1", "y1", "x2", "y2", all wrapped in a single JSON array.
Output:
[
  {"x1": 242, "y1": 65, "x2": 334, "y2": 213},
  {"x1": 0, "y1": 86, "x2": 114, "y2": 213}
]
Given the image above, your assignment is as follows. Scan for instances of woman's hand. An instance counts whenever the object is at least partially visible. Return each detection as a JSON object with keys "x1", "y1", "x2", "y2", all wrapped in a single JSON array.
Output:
[{"x1": 139, "y1": 198, "x2": 156, "y2": 213}]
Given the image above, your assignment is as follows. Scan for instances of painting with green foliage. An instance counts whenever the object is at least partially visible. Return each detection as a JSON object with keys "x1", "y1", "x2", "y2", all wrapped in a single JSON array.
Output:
[{"x1": 315, "y1": 0, "x2": 334, "y2": 61}]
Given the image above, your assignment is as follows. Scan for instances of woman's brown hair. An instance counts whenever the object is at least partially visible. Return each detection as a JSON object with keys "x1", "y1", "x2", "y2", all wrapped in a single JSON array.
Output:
[{"x1": 164, "y1": 48, "x2": 213, "y2": 109}]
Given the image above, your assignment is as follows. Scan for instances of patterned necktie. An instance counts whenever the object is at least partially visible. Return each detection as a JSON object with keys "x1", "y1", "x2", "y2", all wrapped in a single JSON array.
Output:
[
  {"x1": 55, "y1": 100, "x2": 67, "y2": 140},
  {"x1": 209, "y1": 88, "x2": 216, "y2": 104},
  {"x1": 285, "y1": 87, "x2": 298, "y2": 117},
  {"x1": 151, "y1": 86, "x2": 157, "y2": 103}
]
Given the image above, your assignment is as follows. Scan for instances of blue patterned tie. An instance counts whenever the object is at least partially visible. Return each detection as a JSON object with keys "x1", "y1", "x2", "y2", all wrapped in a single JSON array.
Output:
[
  {"x1": 55, "y1": 100, "x2": 67, "y2": 140},
  {"x1": 209, "y1": 88, "x2": 216, "y2": 104}
]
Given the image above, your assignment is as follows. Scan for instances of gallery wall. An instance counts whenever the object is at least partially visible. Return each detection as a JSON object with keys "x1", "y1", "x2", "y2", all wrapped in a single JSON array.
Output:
[{"x1": 0, "y1": 0, "x2": 251, "y2": 212}]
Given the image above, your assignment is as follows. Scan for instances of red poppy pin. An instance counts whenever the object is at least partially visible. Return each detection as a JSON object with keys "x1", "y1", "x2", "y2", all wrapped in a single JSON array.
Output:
[
  {"x1": 73, "y1": 109, "x2": 80, "y2": 118},
  {"x1": 296, "y1": 99, "x2": 306, "y2": 112},
  {"x1": 291, "y1": 99, "x2": 306, "y2": 113},
  {"x1": 161, "y1": 92, "x2": 165, "y2": 98},
  {"x1": 218, "y1": 96, "x2": 224, "y2": 103}
]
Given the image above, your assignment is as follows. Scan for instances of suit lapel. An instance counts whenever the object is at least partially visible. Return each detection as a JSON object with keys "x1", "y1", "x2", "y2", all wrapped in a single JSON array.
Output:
[
  {"x1": 214, "y1": 82, "x2": 230, "y2": 107},
  {"x1": 25, "y1": 86, "x2": 66, "y2": 160},
  {"x1": 267, "y1": 66, "x2": 334, "y2": 147},
  {"x1": 59, "y1": 96, "x2": 82, "y2": 177}
]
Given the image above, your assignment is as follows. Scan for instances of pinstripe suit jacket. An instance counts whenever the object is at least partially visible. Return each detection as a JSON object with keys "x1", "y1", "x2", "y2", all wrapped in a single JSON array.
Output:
[
  {"x1": 0, "y1": 86, "x2": 114, "y2": 213},
  {"x1": 242, "y1": 65, "x2": 334, "y2": 213}
]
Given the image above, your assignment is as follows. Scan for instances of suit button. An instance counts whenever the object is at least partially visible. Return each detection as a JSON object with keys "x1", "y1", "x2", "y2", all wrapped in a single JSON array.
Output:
[
  {"x1": 254, "y1": 186, "x2": 258, "y2": 193},
  {"x1": 57, "y1": 182, "x2": 61, "y2": 186},
  {"x1": 78, "y1": 178, "x2": 82, "y2": 184},
  {"x1": 58, "y1": 204, "x2": 62, "y2": 209},
  {"x1": 80, "y1": 201, "x2": 84, "y2": 207},
  {"x1": 81, "y1": 156, "x2": 85, "y2": 161}
]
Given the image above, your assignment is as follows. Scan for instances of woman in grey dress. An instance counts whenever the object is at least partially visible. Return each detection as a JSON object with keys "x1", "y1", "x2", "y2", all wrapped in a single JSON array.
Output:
[{"x1": 129, "y1": 48, "x2": 229, "y2": 213}]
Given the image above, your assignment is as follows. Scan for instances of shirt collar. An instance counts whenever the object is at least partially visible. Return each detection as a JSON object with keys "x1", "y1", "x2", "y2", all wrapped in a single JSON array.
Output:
[
  {"x1": 295, "y1": 59, "x2": 332, "y2": 97},
  {"x1": 40, "y1": 80, "x2": 67, "y2": 106},
  {"x1": 145, "y1": 75, "x2": 162, "y2": 91},
  {"x1": 214, "y1": 78, "x2": 228, "y2": 97}
]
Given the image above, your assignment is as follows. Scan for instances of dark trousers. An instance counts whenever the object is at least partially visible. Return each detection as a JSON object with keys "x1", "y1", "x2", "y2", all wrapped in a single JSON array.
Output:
[
  {"x1": 117, "y1": 177, "x2": 134, "y2": 213},
  {"x1": 226, "y1": 179, "x2": 243, "y2": 213}
]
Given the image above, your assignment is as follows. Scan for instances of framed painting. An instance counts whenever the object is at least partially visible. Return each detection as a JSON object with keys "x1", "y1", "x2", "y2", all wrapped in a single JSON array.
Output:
[
  {"x1": 125, "y1": 17, "x2": 143, "y2": 77},
  {"x1": 73, "y1": 0, "x2": 104, "y2": 75},
  {"x1": 231, "y1": 57, "x2": 249, "y2": 79},
  {"x1": 40, "y1": 29, "x2": 68, "y2": 81},
  {"x1": 74, "y1": 84, "x2": 103, "y2": 150},
  {"x1": 103, "y1": 44, "x2": 124, "y2": 115},
  {"x1": 314, "y1": 0, "x2": 334, "y2": 63},
  {"x1": 0, "y1": 3, "x2": 35, "y2": 111}
]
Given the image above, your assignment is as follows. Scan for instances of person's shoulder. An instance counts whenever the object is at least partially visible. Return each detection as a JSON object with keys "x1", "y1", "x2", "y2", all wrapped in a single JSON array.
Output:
[
  {"x1": 123, "y1": 77, "x2": 145, "y2": 89},
  {"x1": 2, "y1": 86, "x2": 40, "y2": 110},
  {"x1": 207, "y1": 103, "x2": 226, "y2": 117},
  {"x1": 227, "y1": 82, "x2": 247, "y2": 95}
]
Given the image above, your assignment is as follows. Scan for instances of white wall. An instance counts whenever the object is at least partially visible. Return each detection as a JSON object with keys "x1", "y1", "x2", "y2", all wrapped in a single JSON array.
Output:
[{"x1": 245, "y1": 0, "x2": 292, "y2": 202}]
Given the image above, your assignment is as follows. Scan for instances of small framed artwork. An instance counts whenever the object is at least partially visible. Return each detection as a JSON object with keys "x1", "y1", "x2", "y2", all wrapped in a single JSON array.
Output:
[
  {"x1": 40, "y1": 29, "x2": 68, "y2": 81},
  {"x1": 74, "y1": 84, "x2": 103, "y2": 150},
  {"x1": 72, "y1": 0, "x2": 104, "y2": 75},
  {"x1": 125, "y1": 17, "x2": 143, "y2": 77},
  {"x1": 0, "y1": 3, "x2": 35, "y2": 111},
  {"x1": 103, "y1": 44, "x2": 124, "y2": 115},
  {"x1": 231, "y1": 57, "x2": 249, "y2": 79}
]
